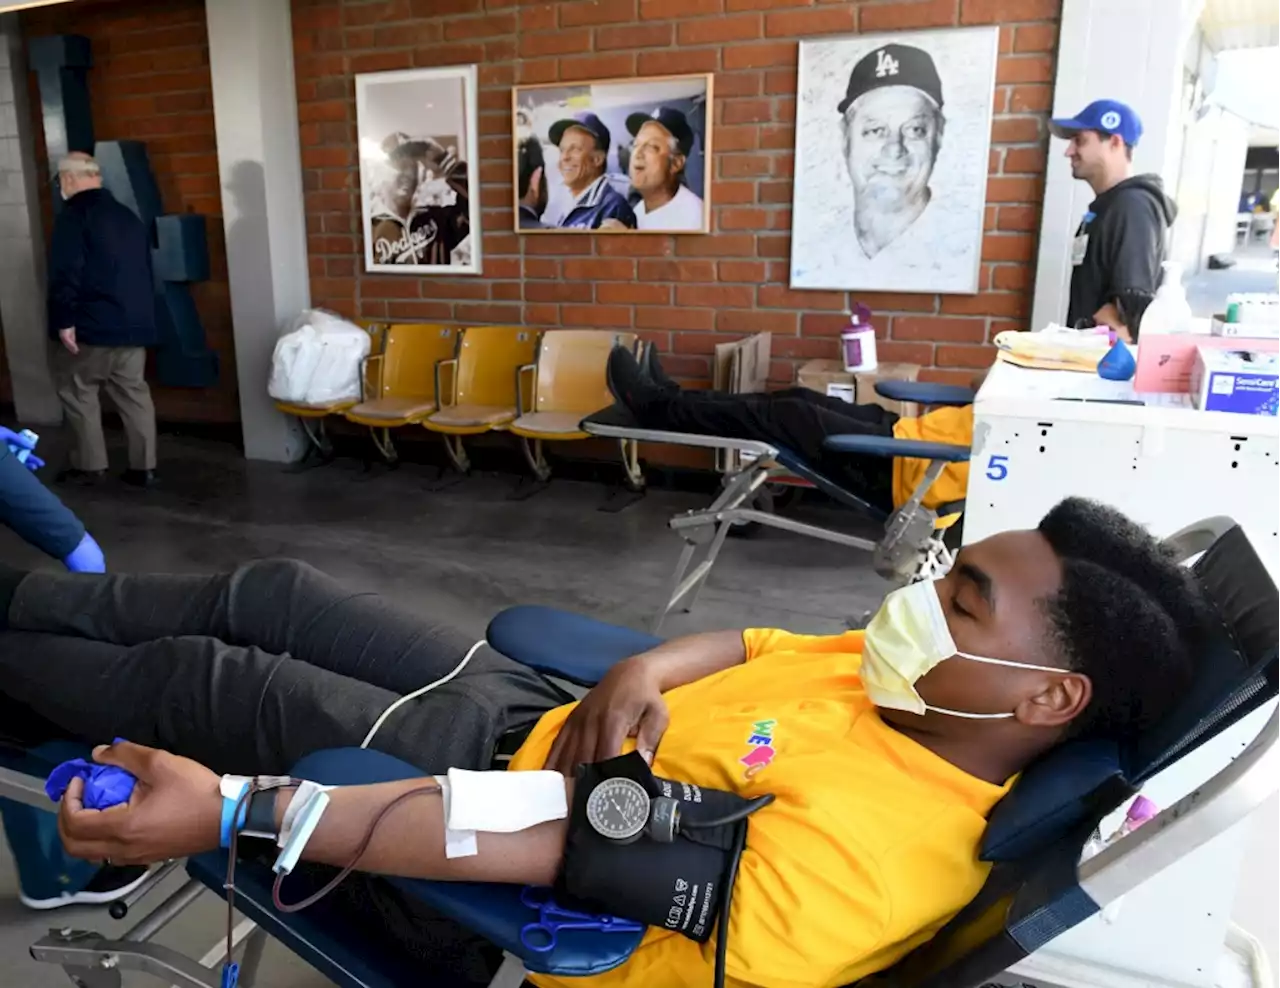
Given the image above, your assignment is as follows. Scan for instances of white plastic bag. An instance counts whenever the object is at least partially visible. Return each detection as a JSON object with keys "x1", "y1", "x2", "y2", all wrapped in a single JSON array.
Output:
[{"x1": 268, "y1": 310, "x2": 371, "y2": 406}]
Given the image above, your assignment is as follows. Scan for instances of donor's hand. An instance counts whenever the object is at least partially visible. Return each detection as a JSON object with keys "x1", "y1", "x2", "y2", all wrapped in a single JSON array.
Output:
[
  {"x1": 58, "y1": 741, "x2": 222, "y2": 866},
  {"x1": 544, "y1": 657, "x2": 669, "y2": 776}
]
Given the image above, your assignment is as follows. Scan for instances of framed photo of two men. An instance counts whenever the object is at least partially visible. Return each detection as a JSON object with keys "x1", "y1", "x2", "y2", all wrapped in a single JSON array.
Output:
[
  {"x1": 513, "y1": 73, "x2": 713, "y2": 234},
  {"x1": 790, "y1": 26, "x2": 999, "y2": 295}
]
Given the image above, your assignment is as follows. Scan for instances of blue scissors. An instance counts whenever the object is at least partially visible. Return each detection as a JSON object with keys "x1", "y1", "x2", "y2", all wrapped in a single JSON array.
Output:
[{"x1": 518, "y1": 885, "x2": 644, "y2": 953}]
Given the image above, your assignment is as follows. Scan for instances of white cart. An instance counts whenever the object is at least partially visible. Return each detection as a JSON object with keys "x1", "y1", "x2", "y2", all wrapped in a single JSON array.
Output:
[{"x1": 966, "y1": 359, "x2": 1278, "y2": 988}]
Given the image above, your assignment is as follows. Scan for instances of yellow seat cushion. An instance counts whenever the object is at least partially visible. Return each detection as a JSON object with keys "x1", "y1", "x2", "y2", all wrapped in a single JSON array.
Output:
[
  {"x1": 509, "y1": 411, "x2": 589, "y2": 438},
  {"x1": 275, "y1": 399, "x2": 357, "y2": 417},
  {"x1": 346, "y1": 396, "x2": 437, "y2": 424},
  {"x1": 426, "y1": 404, "x2": 518, "y2": 432}
]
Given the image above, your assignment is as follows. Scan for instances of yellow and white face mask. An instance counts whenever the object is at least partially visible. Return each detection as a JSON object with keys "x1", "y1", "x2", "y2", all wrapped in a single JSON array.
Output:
[{"x1": 861, "y1": 580, "x2": 1065, "y2": 719}]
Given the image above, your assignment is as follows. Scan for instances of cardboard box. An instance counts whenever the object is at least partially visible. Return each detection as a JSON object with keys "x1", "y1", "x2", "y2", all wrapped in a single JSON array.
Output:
[
  {"x1": 1133, "y1": 332, "x2": 1279, "y2": 394},
  {"x1": 1190, "y1": 348, "x2": 1278, "y2": 415},
  {"x1": 797, "y1": 359, "x2": 921, "y2": 417},
  {"x1": 714, "y1": 333, "x2": 771, "y2": 393}
]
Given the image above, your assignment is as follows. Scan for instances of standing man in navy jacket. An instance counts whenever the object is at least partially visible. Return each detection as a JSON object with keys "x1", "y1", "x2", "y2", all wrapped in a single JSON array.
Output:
[{"x1": 49, "y1": 153, "x2": 158, "y2": 488}]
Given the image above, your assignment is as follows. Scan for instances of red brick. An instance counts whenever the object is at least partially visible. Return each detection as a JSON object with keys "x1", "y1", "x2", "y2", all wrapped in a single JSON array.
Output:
[
  {"x1": 520, "y1": 5, "x2": 558, "y2": 31},
  {"x1": 936, "y1": 344, "x2": 996, "y2": 368},
  {"x1": 997, "y1": 55, "x2": 1055, "y2": 84},
  {"x1": 715, "y1": 126, "x2": 760, "y2": 153},
  {"x1": 672, "y1": 332, "x2": 740, "y2": 354},
  {"x1": 639, "y1": 258, "x2": 717, "y2": 281},
  {"x1": 679, "y1": 14, "x2": 760, "y2": 44},
  {"x1": 525, "y1": 281, "x2": 594, "y2": 303},
  {"x1": 1003, "y1": 146, "x2": 1047, "y2": 174},
  {"x1": 891, "y1": 316, "x2": 986, "y2": 343},
  {"x1": 524, "y1": 303, "x2": 561, "y2": 326},
  {"x1": 715, "y1": 310, "x2": 799, "y2": 333},
  {"x1": 879, "y1": 341, "x2": 937, "y2": 366},
  {"x1": 486, "y1": 257, "x2": 522, "y2": 279},
  {"x1": 676, "y1": 233, "x2": 758, "y2": 256},
  {"x1": 560, "y1": 0, "x2": 639, "y2": 28},
  {"x1": 726, "y1": 0, "x2": 810, "y2": 9},
  {"x1": 759, "y1": 124, "x2": 794, "y2": 150},
  {"x1": 992, "y1": 265, "x2": 1031, "y2": 291},
  {"x1": 637, "y1": 49, "x2": 720, "y2": 75},
  {"x1": 757, "y1": 232, "x2": 790, "y2": 257},
  {"x1": 986, "y1": 176, "x2": 1042, "y2": 203},
  {"x1": 493, "y1": 284, "x2": 522, "y2": 303},
  {"x1": 997, "y1": 205, "x2": 1039, "y2": 231},
  {"x1": 444, "y1": 12, "x2": 517, "y2": 40},
  {"x1": 720, "y1": 154, "x2": 772, "y2": 177},
  {"x1": 520, "y1": 29, "x2": 591, "y2": 57},
  {"x1": 598, "y1": 282, "x2": 673, "y2": 305},
  {"x1": 563, "y1": 258, "x2": 637, "y2": 280},
  {"x1": 772, "y1": 335, "x2": 839, "y2": 359},
  {"x1": 456, "y1": 303, "x2": 523, "y2": 324},
  {"x1": 718, "y1": 260, "x2": 768, "y2": 282},
  {"x1": 941, "y1": 292, "x2": 1028, "y2": 318},
  {"x1": 413, "y1": 43, "x2": 486, "y2": 69},
  {"x1": 765, "y1": 6, "x2": 855, "y2": 36},
  {"x1": 856, "y1": 292, "x2": 939, "y2": 313},
  {"x1": 597, "y1": 236, "x2": 674, "y2": 257},
  {"x1": 758, "y1": 285, "x2": 845, "y2": 310},
  {"x1": 675, "y1": 284, "x2": 755, "y2": 307},
  {"x1": 343, "y1": 0, "x2": 413, "y2": 26},
  {"x1": 518, "y1": 61, "x2": 560, "y2": 84},
  {"x1": 597, "y1": 21, "x2": 674, "y2": 49},
  {"x1": 920, "y1": 368, "x2": 979, "y2": 386},
  {"x1": 659, "y1": 354, "x2": 713, "y2": 379},
  {"x1": 349, "y1": 50, "x2": 412, "y2": 74},
  {"x1": 721, "y1": 99, "x2": 773, "y2": 125},
  {"x1": 723, "y1": 41, "x2": 797, "y2": 70},
  {"x1": 559, "y1": 52, "x2": 637, "y2": 81},
  {"x1": 961, "y1": 0, "x2": 1059, "y2": 23},
  {"x1": 1009, "y1": 85, "x2": 1053, "y2": 113},
  {"x1": 386, "y1": 300, "x2": 454, "y2": 321},
  {"x1": 717, "y1": 207, "x2": 771, "y2": 230},
  {"x1": 419, "y1": 280, "x2": 489, "y2": 300},
  {"x1": 717, "y1": 71, "x2": 764, "y2": 97},
  {"x1": 1015, "y1": 23, "x2": 1059, "y2": 52},
  {"x1": 636, "y1": 307, "x2": 716, "y2": 331},
  {"x1": 860, "y1": 0, "x2": 959, "y2": 31},
  {"x1": 756, "y1": 181, "x2": 788, "y2": 204},
  {"x1": 640, "y1": 0, "x2": 723, "y2": 17},
  {"x1": 524, "y1": 258, "x2": 561, "y2": 279},
  {"x1": 981, "y1": 233, "x2": 1036, "y2": 262},
  {"x1": 524, "y1": 236, "x2": 593, "y2": 258},
  {"x1": 561, "y1": 304, "x2": 635, "y2": 328},
  {"x1": 992, "y1": 116, "x2": 1042, "y2": 143}
]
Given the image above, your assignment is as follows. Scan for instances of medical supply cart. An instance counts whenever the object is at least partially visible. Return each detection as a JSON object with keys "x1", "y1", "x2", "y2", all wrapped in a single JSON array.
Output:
[{"x1": 966, "y1": 359, "x2": 1278, "y2": 988}]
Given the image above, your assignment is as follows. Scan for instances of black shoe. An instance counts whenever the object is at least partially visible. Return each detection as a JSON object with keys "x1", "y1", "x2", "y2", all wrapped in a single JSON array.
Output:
[
  {"x1": 606, "y1": 346, "x2": 661, "y2": 411},
  {"x1": 121, "y1": 469, "x2": 157, "y2": 489},
  {"x1": 20, "y1": 864, "x2": 150, "y2": 911},
  {"x1": 55, "y1": 468, "x2": 106, "y2": 487},
  {"x1": 645, "y1": 345, "x2": 680, "y2": 393}
]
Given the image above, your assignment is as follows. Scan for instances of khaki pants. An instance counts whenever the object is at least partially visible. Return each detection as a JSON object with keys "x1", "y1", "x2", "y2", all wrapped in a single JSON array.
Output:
[{"x1": 54, "y1": 345, "x2": 157, "y2": 472}]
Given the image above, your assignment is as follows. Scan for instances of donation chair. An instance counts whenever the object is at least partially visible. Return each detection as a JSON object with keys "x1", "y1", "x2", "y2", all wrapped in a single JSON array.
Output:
[
  {"x1": 344, "y1": 323, "x2": 460, "y2": 464},
  {"x1": 583, "y1": 379, "x2": 976, "y2": 631},
  {"x1": 509, "y1": 330, "x2": 645, "y2": 490},
  {"x1": 4, "y1": 516, "x2": 1275, "y2": 988},
  {"x1": 423, "y1": 325, "x2": 541, "y2": 474}
]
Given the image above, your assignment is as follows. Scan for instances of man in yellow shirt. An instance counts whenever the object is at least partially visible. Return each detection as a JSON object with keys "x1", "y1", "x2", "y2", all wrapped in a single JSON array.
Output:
[
  {"x1": 604, "y1": 346, "x2": 973, "y2": 514},
  {"x1": 7, "y1": 498, "x2": 1205, "y2": 987}
]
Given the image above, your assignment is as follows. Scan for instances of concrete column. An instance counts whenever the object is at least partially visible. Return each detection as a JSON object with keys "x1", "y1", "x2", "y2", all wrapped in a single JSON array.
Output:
[
  {"x1": 206, "y1": 0, "x2": 308, "y2": 462},
  {"x1": 0, "y1": 16, "x2": 60, "y2": 424},
  {"x1": 1030, "y1": 0, "x2": 1200, "y2": 332}
]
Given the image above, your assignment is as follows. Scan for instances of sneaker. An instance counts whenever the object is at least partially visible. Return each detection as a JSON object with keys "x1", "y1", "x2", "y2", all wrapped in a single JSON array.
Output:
[
  {"x1": 606, "y1": 346, "x2": 664, "y2": 411},
  {"x1": 644, "y1": 345, "x2": 681, "y2": 393},
  {"x1": 20, "y1": 864, "x2": 151, "y2": 911}
]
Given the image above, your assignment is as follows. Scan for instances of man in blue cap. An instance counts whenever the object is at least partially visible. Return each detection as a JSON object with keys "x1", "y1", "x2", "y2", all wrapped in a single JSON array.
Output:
[
  {"x1": 1050, "y1": 100, "x2": 1177, "y2": 340},
  {"x1": 547, "y1": 111, "x2": 636, "y2": 231}
]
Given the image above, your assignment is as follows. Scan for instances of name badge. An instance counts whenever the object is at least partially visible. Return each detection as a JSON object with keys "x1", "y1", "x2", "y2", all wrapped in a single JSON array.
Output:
[{"x1": 1071, "y1": 233, "x2": 1089, "y2": 266}]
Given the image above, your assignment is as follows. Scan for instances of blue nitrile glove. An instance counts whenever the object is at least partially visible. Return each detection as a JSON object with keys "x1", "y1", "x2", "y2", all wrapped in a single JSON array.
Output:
[
  {"x1": 45, "y1": 742, "x2": 138, "y2": 810},
  {"x1": 0, "y1": 426, "x2": 40, "y2": 470},
  {"x1": 63, "y1": 532, "x2": 106, "y2": 573}
]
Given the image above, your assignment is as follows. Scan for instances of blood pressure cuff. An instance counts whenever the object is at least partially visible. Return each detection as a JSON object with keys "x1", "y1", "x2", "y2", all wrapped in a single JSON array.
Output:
[{"x1": 555, "y1": 751, "x2": 751, "y2": 943}]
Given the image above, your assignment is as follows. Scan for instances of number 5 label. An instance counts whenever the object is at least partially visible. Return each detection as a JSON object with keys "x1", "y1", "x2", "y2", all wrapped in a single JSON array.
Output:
[{"x1": 986, "y1": 455, "x2": 1009, "y2": 481}]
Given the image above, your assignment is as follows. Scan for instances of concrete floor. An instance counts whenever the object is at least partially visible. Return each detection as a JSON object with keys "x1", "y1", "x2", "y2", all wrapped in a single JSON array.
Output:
[
  {"x1": 1184, "y1": 244, "x2": 1278, "y2": 318},
  {"x1": 0, "y1": 429, "x2": 891, "y2": 987}
]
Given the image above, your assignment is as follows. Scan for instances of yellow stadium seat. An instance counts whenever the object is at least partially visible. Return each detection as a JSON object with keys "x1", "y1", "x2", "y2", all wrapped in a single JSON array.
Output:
[
  {"x1": 344, "y1": 323, "x2": 459, "y2": 463},
  {"x1": 423, "y1": 326, "x2": 540, "y2": 472},
  {"x1": 273, "y1": 320, "x2": 387, "y2": 463},
  {"x1": 508, "y1": 329, "x2": 643, "y2": 488}
]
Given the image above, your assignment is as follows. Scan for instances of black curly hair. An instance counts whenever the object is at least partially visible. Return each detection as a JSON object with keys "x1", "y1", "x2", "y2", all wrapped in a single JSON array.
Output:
[{"x1": 1037, "y1": 498, "x2": 1209, "y2": 742}]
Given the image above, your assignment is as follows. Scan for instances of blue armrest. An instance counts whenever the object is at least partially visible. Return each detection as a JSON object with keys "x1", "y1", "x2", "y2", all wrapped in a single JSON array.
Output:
[
  {"x1": 487, "y1": 605, "x2": 663, "y2": 687},
  {"x1": 823, "y1": 434, "x2": 971, "y2": 463},
  {"x1": 288, "y1": 747, "x2": 645, "y2": 978},
  {"x1": 874, "y1": 381, "x2": 976, "y2": 407}
]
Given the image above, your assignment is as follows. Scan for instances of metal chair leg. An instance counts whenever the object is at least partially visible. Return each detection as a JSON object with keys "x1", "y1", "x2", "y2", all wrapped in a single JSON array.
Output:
[
  {"x1": 489, "y1": 952, "x2": 528, "y2": 988},
  {"x1": 235, "y1": 926, "x2": 269, "y2": 988},
  {"x1": 519, "y1": 437, "x2": 551, "y2": 482},
  {"x1": 369, "y1": 427, "x2": 398, "y2": 465},
  {"x1": 442, "y1": 434, "x2": 471, "y2": 474},
  {"x1": 619, "y1": 439, "x2": 645, "y2": 492}
]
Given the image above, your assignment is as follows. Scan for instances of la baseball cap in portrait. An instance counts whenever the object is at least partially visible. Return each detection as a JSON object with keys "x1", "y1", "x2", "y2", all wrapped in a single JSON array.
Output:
[
  {"x1": 625, "y1": 107, "x2": 695, "y2": 157},
  {"x1": 548, "y1": 111, "x2": 612, "y2": 153},
  {"x1": 1050, "y1": 99, "x2": 1144, "y2": 146},
  {"x1": 837, "y1": 44, "x2": 944, "y2": 115}
]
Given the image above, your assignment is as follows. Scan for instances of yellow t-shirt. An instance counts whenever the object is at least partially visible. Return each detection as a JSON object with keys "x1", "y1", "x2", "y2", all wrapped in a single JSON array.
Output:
[
  {"x1": 890, "y1": 405, "x2": 974, "y2": 512},
  {"x1": 508, "y1": 628, "x2": 1011, "y2": 988}
]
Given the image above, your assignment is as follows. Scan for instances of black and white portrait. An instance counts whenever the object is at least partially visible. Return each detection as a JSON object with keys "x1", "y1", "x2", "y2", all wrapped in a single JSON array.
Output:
[
  {"x1": 790, "y1": 27, "x2": 998, "y2": 294},
  {"x1": 356, "y1": 66, "x2": 482, "y2": 275}
]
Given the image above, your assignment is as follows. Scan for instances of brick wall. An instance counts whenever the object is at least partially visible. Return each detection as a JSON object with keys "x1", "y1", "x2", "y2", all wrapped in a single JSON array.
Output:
[
  {"x1": 293, "y1": 0, "x2": 1060, "y2": 387},
  {"x1": 22, "y1": 0, "x2": 238, "y2": 423}
]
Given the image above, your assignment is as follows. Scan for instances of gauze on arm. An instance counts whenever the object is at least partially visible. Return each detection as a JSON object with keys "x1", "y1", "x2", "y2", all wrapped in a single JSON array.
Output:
[{"x1": 434, "y1": 768, "x2": 569, "y2": 859}]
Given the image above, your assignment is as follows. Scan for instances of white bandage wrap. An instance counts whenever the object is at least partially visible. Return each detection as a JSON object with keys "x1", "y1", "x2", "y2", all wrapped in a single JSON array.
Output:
[
  {"x1": 277, "y1": 781, "x2": 335, "y2": 849},
  {"x1": 433, "y1": 769, "x2": 568, "y2": 859}
]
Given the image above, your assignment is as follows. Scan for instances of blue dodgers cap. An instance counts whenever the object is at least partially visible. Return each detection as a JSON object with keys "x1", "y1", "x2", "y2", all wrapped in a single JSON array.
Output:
[
  {"x1": 549, "y1": 111, "x2": 611, "y2": 154},
  {"x1": 626, "y1": 106, "x2": 695, "y2": 157},
  {"x1": 1050, "y1": 99, "x2": 1144, "y2": 146}
]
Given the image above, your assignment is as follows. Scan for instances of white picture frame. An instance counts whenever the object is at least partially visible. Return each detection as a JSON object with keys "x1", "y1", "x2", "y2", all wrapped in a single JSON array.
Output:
[
  {"x1": 790, "y1": 26, "x2": 999, "y2": 295},
  {"x1": 355, "y1": 65, "x2": 482, "y2": 275}
]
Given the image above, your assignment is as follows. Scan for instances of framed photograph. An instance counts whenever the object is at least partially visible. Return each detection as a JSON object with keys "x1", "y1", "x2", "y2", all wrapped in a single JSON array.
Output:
[
  {"x1": 790, "y1": 27, "x2": 999, "y2": 294},
  {"x1": 513, "y1": 73, "x2": 713, "y2": 234},
  {"x1": 355, "y1": 65, "x2": 482, "y2": 275}
]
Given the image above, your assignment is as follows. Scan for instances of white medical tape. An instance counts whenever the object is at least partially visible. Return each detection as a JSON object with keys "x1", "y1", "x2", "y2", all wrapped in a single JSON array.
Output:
[
  {"x1": 444, "y1": 768, "x2": 568, "y2": 834},
  {"x1": 277, "y1": 780, "x2": 334, "y2": 849},
  {"x1": 434, "y1": 775, "x2": 479, "y2": 859}
]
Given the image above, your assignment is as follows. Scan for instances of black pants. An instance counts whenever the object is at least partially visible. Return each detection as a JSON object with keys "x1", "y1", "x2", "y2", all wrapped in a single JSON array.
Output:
[
  {"x1": 0, "y1": 559, "x2": 570, "y2": 775},
  {"x1": 635, "y1": 387, "x2": 899, "y2": 511}
]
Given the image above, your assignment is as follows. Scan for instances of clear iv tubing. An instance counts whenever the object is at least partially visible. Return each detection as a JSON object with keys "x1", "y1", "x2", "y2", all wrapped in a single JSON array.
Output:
[{"x1": 359, "y1": 639, "x2": 487, "y2": 749}]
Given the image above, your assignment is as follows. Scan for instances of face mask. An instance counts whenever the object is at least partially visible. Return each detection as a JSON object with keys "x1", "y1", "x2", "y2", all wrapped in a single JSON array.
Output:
[{"x1": 861, "y1": 579, "x2": 1065, "y2": 719}]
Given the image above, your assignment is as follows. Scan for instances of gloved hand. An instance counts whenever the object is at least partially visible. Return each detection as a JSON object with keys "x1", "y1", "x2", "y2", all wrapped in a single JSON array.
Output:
[
  {"x1": 0, "y1": 425, "x2": 42, "y2": 472},
  {"x1": 64, "y1": 532, "x2": 106, "y2": 573}
]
